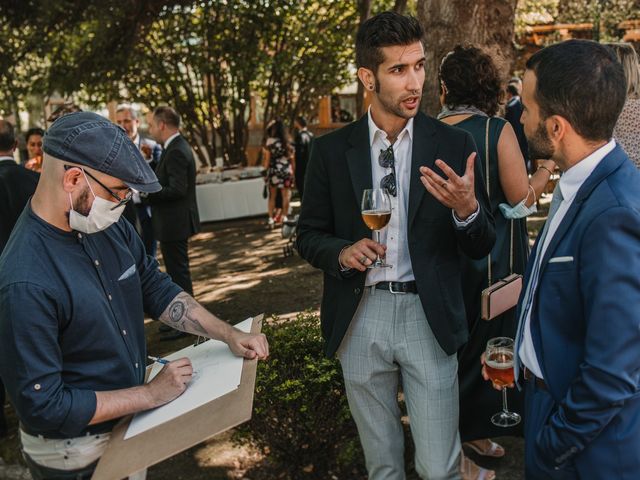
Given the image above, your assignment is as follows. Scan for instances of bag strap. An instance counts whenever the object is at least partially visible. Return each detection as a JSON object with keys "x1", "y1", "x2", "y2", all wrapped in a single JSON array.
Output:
[{"x1": 485, "y1": 117, "x2": 515, "y2": 286}]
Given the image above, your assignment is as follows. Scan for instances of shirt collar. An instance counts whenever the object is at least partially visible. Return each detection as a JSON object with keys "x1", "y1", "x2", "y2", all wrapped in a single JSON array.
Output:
[
  {"x1": 164, "y1": 132, "x2": 180, "y2": 148},
  {"x1": 132, "y1": 134, "x2": 140, "y2": 146},
  {"x1": 0, "y1": 156, "x2": 16, "y2": 163},
  {"x1": 367, "y1": 106, "x2": 414, "y2": 148},
  {"x1": 559, "y1": 139, "x2": 616, "y2": 202}
]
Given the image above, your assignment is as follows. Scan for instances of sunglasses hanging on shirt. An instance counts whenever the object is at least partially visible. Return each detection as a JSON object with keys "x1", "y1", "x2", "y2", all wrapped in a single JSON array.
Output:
[{"x1": 378, "y1": 145, "x2": 397, "y2": 197}]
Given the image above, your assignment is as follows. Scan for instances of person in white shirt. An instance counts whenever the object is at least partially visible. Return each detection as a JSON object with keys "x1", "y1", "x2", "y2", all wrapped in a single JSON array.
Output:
[{"x1": 297, "y1": 12, "x2": 495, "y2": 479}]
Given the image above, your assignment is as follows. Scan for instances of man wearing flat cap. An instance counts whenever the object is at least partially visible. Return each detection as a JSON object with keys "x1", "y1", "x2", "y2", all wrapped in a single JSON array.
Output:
[{"x1": 0, "y1": 112, "x2": 269, "y2": 479}]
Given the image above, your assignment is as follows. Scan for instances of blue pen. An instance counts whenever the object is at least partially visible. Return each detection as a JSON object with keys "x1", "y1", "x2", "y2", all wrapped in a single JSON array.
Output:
[{"x1": 147, "y1": 355, "x2": 170, "y2": 365}]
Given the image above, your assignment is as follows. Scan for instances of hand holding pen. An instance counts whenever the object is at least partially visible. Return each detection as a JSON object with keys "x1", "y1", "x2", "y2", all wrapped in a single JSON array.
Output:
[{"x1": 144, "y1": 356, "x2": 194, "y2": 407}]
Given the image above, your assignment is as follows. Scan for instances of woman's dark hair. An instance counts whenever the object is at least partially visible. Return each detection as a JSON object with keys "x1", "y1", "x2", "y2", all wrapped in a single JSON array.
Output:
[
  {"x1": 25, "y1": 127, "x2": 45, "y2": 143},
  {"x1": 267, "y1": 120, "x2": 289, "y2": 145},
  {"x1": 356, "y1": 11, "x2": 423, "y2": 73},
  {"x1": 439, "y1": 45, "x2": 502, "y2": 116},
  {"x1": 526, "y1": 39, "x2": 626, "y2": 142}
]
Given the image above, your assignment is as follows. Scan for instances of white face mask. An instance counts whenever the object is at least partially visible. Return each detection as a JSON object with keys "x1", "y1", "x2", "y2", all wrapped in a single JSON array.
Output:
[
  {"x1": 68, "y1": 170, "x2": 126, "y2": 233},
  {"x1": 498, "y1": 185, "x2": 538, "y2": 219},
  {"x1": 498, "y1": 198, "x2": 537, "y2": 219}
]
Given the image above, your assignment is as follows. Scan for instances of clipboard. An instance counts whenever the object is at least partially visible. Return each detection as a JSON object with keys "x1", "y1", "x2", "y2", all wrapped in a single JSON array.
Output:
[{"x1": 92, "y1": 314, "x2": 263, "y2": 480}]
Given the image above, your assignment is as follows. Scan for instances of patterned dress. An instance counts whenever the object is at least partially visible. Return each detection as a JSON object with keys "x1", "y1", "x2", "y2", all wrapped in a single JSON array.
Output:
[
  {"x1": 613, "y1": 98, "x2": 640, "y2": 168},
  {"x1": 266, "y1": 137, "x2": 294, "y2": 189}
]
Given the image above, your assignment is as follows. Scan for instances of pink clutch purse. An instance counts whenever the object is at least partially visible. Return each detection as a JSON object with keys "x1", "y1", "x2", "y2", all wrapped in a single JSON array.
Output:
[{"x1": 481, "y1": 274, "x2": 523, "y2": 321}]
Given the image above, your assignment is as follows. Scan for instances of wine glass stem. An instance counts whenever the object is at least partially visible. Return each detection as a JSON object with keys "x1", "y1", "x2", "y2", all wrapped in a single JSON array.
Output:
[
  {"x1": 501, "y1": 387, "x2": 510, "y2": 413},
  {"x1": 374, "y1": 230, "x2": 381, "y2": 262}
]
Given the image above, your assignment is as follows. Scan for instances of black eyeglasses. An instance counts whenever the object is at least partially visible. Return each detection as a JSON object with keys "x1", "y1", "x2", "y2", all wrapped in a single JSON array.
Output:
[
  {"x1": 378, "y1": 145, "x2": 397, "y2": 197},
  {"x1": 64, "y1": 165, "x2": 133, "y2": 210}
]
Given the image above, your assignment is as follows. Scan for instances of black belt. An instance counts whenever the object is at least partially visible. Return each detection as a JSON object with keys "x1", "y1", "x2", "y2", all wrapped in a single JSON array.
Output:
[
  {"x1": 523, "y1": 366, "x2": 548, "y2": 391},
  {"x1": 374, "y1": 281, "x2": 418, "y2": 294},
  {"x1": 20, "y1": 421, "x2": 114, "y2": 440}
]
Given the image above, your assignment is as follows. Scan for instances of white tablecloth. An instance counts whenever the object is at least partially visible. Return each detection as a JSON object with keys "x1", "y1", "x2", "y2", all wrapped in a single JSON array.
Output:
[{"x1": 196, "y1": 177, "x2": 266, "y2": 222}]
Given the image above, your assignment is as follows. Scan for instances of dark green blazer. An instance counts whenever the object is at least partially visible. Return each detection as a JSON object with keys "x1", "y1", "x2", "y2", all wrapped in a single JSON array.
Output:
[
  {"x1": 147, "y1": 135, "x2": 200, "y2": 242},
  {"x1": 296, "y1": 112, "x2": 495, "y2": 357}
]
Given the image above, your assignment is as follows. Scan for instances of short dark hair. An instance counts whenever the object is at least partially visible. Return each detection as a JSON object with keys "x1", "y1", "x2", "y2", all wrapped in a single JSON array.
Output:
[
  {"x1": 356, "y1": 11, "x2": 423, "y2": 73},
  {"x1": 506, "y1": 84, "x2": 519, "y2": 97},
  {"x1": 439, "y1": 45, "x2": 502, "y2": 116},
  {"x1": 295, "y1": 116, "x2": 307, "y2": 128},
  {"x1": 526, "y1": 39, "x2": 626, "y2": 142},
  {"x1": 26, "y1": 127, "x2": 45, "y2": 143},
  {"x1": 153, "y1": 106, "x2": 181, "y2": 128},
  {"x1": 0, "y1": 120, "x2": 15, "y2": 151}
]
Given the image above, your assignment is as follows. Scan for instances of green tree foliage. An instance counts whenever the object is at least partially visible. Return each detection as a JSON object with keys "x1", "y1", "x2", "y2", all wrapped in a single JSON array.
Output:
[
  {"x1": 0, "y1": 1, "x2": 362, "y2": 166},
  {"x1": 257, "y1": 1, "x2": 357, "y2": 132},
  {"x1": 516, "y1": 0, "x2": 640, "y2": 41},
  {"x1": 558, "y1": 0, "x2": 640, "y2": 40}
]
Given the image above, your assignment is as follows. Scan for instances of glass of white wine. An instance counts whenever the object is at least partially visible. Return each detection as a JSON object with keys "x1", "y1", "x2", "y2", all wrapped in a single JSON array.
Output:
[{"x1": 361, "y1": 188, "x2": 392, "y2": 269}]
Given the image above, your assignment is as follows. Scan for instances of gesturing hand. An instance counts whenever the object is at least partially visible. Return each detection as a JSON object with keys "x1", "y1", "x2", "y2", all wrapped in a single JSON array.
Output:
[
  {"x1": 419, "y1": 152, "x2": 478, "y2": 220},
  {"x1": 339, "y1": 238, "x2": 386, "y2": 272}
]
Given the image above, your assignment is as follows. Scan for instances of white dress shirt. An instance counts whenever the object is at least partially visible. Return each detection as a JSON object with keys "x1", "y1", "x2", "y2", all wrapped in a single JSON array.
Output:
[
  {"x1": 164, "y1": 132, "x2": 180, "y2": 149},
  {"x1": 519, "y1": 139, "x2": 616, "y2": 378},
  {"x1": 366, "y1": 110, "x2": 415, "y2": 285}
]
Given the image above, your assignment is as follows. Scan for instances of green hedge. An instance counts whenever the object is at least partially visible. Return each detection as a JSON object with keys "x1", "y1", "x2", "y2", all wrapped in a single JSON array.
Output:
[{"x1": 235, "y1": 312, "x2": 366, "y2": 479}]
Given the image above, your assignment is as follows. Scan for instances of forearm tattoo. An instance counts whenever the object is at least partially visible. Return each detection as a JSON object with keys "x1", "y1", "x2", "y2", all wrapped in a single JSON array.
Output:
[{"x1": 160, "y1": 292, "x2": 208, "y2": 336}]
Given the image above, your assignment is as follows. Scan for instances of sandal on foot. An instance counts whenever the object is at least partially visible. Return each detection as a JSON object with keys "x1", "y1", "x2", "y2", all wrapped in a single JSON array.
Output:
[
  {"x1": 461, "y1": 455, "x2": 496, "y2": 480},
  {"x1": 464, "y1": 438, "x2": 505, "y2": 458}
]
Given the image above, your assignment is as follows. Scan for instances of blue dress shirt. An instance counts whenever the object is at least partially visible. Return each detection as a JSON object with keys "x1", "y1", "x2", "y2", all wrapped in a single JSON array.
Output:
[{"x1": 0, "y1": 205, "x2": 181, "y2": 438}]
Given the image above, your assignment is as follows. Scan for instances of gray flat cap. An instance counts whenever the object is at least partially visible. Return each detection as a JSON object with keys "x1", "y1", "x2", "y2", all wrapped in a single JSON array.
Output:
[{"x1": 43, "y1": 111, "x2": 161, "y2": 193}]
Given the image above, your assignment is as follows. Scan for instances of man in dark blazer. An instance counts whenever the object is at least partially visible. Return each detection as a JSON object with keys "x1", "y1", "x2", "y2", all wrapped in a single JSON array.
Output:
[
  {"x1": 484, "y1": 40, "x2": 640, "y2": 479},
  {"x1": 147, "y1": 106, "x2": 200, "y2": 340},
  {"x1": 0, "y1": 119, "x2": 39, "y2": 437},
  {"x1": 296, "y1": 12, "x2": 494, "y2": 479}
]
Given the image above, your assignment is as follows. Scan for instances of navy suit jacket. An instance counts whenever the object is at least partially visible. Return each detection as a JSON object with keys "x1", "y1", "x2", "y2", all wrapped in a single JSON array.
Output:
[{"x1": 520, "y1": 145, "x2": 640, "y2": 478}]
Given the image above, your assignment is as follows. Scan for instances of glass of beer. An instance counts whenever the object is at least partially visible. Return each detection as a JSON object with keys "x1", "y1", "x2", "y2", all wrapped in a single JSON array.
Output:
[
  {"x1": 485, "y1": 337, "x2": 521, "y2": 427},
  {"x1": 361, "y1": 188, "x2": 392, "y2": 269}
]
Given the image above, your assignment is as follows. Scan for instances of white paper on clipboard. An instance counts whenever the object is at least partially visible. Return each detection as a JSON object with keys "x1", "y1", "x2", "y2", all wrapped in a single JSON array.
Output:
[{"x1": 124, "y1": 317, "x2": 253, "y2": 439}]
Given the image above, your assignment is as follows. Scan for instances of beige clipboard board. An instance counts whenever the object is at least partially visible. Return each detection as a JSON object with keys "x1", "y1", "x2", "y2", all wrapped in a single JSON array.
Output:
[{"x1": 92, "y1": 314, "x2": 263, "y2": 480}]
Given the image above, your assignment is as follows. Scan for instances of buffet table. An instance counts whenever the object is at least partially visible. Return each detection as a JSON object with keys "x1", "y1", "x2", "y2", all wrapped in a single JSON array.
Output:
[{"x1": 196, "y1": 177, "x2": 267, "y2": 222}]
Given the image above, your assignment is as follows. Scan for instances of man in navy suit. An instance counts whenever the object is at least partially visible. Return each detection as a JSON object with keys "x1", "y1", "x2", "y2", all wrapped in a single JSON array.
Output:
[{"x1": 485, "y1": 40, "x2": 640, "y2": 478}]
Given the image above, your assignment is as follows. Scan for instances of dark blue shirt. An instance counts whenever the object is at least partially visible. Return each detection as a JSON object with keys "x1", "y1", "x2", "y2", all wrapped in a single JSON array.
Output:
[{"x1": 0, "y1": 205, "x2": 181, "y2": 438}]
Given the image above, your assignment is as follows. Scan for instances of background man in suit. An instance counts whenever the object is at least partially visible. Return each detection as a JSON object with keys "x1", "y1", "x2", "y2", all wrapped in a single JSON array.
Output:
[
  {"x1": 0, "y1": 119, "x2": 39, "y2": 438},
  {"x1": 484, "y1": 40, "x2": 640, "y2": 478},
  {"x1": 116, "y1": 104, "x2": 162, "y2": 257},
  {"x1": 297, "y1": 12, "x2": 495, "y2": 479},
  {"x1": 147, "y1": 106, "x2": 200, "y2": 340},
  {"x1": 504, "y1": 83, "x2": 530, "y2": 173},
  {"x1": 293, "y1": 116, "x2": 314, "y2": 200}
]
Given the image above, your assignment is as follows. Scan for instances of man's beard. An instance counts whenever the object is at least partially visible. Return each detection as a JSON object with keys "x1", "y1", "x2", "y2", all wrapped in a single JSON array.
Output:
[
  {"x1": 527, "y1": 121, "x2": 554, "y2": 160},
  {"x1": 375, "y1": 77, "x2": 421, "y2": 120},
  {"x1": 66, "y1": 187, "x2": 92, "y2": 220}
]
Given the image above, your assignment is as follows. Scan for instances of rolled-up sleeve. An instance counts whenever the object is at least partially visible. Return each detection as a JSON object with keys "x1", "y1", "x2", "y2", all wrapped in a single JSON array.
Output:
[{"x1": 0, "y1": 283, "x2": 96, "y2": 437}]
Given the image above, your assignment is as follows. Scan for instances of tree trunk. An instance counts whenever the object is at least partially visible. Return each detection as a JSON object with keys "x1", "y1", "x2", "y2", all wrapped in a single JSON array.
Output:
[
  {"x1": 355, "y1": 0, "x2": 372, "y2": 118},
  {"x1": 417, "y1": 0, "x2": 518, "y2": 116}
]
